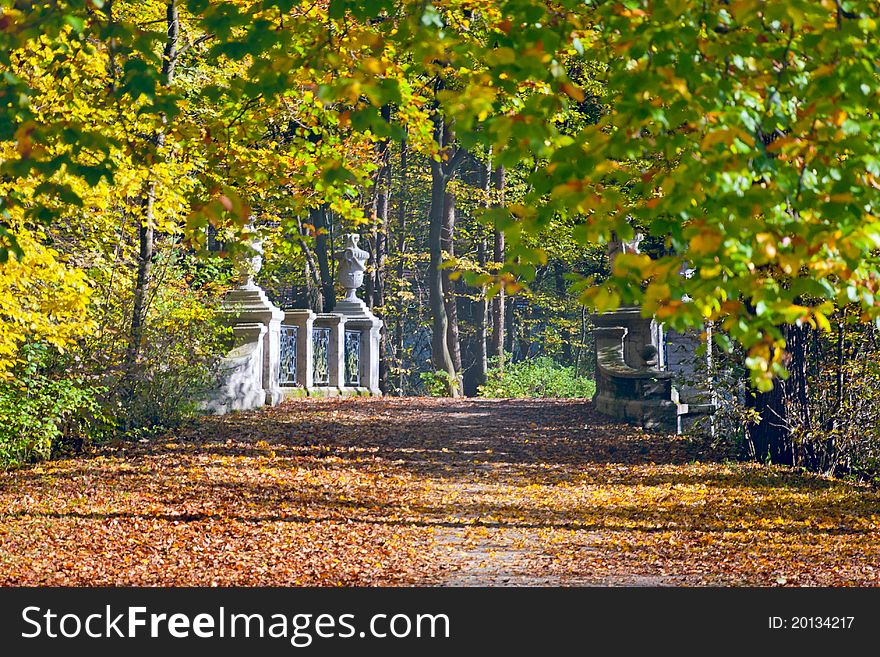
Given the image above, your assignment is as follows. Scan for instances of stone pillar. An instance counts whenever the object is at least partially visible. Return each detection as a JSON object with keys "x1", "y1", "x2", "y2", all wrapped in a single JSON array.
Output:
[
  {"x1": 201, "y1": 226, "x2": 285, "y2": 413},
  {"x1": 591, "y1": 319, "x2": 679, "y2": 432},
  {"x1": 591, "y1": 306, "x2": 716, "y2": 433},
  {"x1": 263, "y1": 311, "x2": 283, "y2": 405},
  {"x1": 343, "y1": 315, "x2": 382, "y2": 395},
  {"x1": 592, "y1": 236, "x2": 716, "y2": 432},
  {"x1": 222, "y1": 285, "x2": 284, "y2": 406},
  {"x1": 314, "y1": 313, "x2": 345, "y2": 393},
  {"x1": 332, "y1": 233, "x2": 383, "y2": 396},
  {"x1": 282, "y1": 309, "x2": 315, "y2": 393},
  {"x1": 201, "y1": 323, "x2": 268, "y2": 414}
]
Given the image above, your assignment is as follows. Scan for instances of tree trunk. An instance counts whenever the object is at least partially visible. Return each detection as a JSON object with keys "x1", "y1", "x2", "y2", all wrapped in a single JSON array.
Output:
[
  {"x1": 746, "y1": 329, "x2": 794, "y2": 466},
  {"x1": 555, "y1": 261, "x2": 572, "y2": 364},
  {"x1": 472, "y1": 156, "x2": 491, "y2": 392},
  {"x1": 296, "y1": 216, "x2": 323, "y2": 313},
  {"x1": 836, "y1": 311, "x2": 845, "y2": 414},
  {"x1": 746, "y1": 379, "x2": 790, "y2": 465},
  {"x1": 490, "y1": 164, "x2": 506, "y2": 368},
  {"x1": 364, "y1": 197, "x2": 376, "y2": 310},
  {"x1": 426, "y1": 105, "x2": 465, "y2": 397},
  {"x1": 429, "y1": 159, "x2": 458, "y2": 396},
  {"x1": 395, "y1": 133, "x2": 407, "y2": 395},
  {"x1": 310, "y1": 204, "x2": 335, "y2": 311},
  {"x1": 505, "y1": 292, "x2": 515, "y2": 359},
  {"x1": 574, "y1": 306, "x2": 587, "y2": 376},
  {"x1": 303, "y1": 259, "x2": 322, "y2": 312},
  {"x1": 441, "y1": 188, "x2": 461, "y2": 373},
  {"x1": 787, "y1": 322, "x2": 811, "y2": 467},
  {"x1": 125, "y1": 189, "x2": 156, "y2": 373},
  {"x1": 375, "y1": 105, "x2": 391, "y2": 393},
  {"x1": 124, "y1": 0, "x2": 178, "y2": 383}
]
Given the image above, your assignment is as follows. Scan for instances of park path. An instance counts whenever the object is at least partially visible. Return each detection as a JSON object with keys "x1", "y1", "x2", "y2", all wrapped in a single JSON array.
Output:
[{"x1": 1, "y1": 397, "x2": 879, "y2": 586}]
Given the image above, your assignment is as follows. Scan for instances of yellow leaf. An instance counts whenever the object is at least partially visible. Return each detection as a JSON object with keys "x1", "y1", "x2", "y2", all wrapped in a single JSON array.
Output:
[
  {"x1": 689, "y1": 229, "x2": 723, "y2": 255},
  {"x1": 812, "y1": 310, "x2": 831, "y2": 332},
  {"x1": 701, "y1": 129, "x2": 734, "y2": 149},
  {"x1": 560, "y1": 82, "x2": 585, "y2": 102},
  {"x1": 612, "y1": 252, "x2": 654, "y2": 279}
]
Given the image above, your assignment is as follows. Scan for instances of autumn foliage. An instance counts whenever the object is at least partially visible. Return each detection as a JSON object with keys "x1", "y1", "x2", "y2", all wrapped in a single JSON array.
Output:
[
  {"x1": 1, "y1": 398, "x2": 877, "y2": 586},
  {"x1": 1, "y1": 0, "x2": 880, "y2": 586}
]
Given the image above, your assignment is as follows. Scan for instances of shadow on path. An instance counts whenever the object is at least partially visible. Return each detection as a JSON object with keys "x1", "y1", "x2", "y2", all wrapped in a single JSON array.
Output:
[{"x1": 1, "y1": 397, "x2": 878, "y2": 586}]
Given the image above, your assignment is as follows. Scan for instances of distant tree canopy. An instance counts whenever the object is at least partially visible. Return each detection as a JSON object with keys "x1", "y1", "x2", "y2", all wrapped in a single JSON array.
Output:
[{"x1": 1, "y1": 0, "x2": 879, "y2": 393}]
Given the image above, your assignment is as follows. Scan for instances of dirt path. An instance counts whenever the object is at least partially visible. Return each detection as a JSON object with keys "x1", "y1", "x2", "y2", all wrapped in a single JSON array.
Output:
[{"x1": 1, "y1": 397, "x2": 878, "y2": 586}]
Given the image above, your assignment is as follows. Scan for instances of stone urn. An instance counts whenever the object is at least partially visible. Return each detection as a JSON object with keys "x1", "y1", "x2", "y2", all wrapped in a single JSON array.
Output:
[
  {"x1": 235, "y1": 233, "x2": 263, "y2": 290},
  {"x1": 336, "y1": 233, "x2": 368, "y2": 301}
]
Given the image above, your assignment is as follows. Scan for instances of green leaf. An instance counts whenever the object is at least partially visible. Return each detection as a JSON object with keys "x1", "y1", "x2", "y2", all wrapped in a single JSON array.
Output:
[{"x1": 63, "y1": 15, "x2": 85, "y2": 33}]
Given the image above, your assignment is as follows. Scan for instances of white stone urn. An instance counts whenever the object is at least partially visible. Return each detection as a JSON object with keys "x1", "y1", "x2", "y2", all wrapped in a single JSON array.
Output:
[
  {"x1": 607, "y1": 231, "x2": 643, "y2": 269},
  {"x1": 235, "y1": 232, "x2": 263, "y2": 290},
  {"x1": 336, "y1": 233, "x2": 368, "y2": 301}
]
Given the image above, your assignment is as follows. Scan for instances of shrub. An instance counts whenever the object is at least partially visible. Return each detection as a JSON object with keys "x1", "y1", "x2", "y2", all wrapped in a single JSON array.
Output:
[
  {"x1": 115, "y1": 280, "x2": 233, "y2": 432},
  {"x1": 420, "y1": 370, "x2": 457, "y2": 397},
  {"x1": 478, "y1": 356, "x2": 596, "y2": 398},
  {"x1": 0, "y1": 343, "x2": 110, "y2": 469}
]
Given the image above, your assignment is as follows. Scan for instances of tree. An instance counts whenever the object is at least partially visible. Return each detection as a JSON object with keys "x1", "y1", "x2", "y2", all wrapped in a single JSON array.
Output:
[
  {"x1": 428, "y1": 112, "x2": 466, "y2": 396},
  {"x1": 490, "y1": 164, "x2": 506, "y2": 368},
  {"x1": 123, "y1": 0, "x2": 181, "y2": 390},
  {"x1": 0, "y1": 230, "x2": 94, "y2": 372},
  {"x1": 3, "y1": 0, "x2": 880, "y2": 407}
]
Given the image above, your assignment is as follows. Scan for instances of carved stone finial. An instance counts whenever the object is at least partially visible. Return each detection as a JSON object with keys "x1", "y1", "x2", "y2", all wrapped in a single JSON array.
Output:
[
  {"x1": 236, "y1": 226, "x2": 263, "y2": 290},
  {"x1": 336, "y1": 233, "x2": 369, "y2": 302},
  {"x1": 607, "y1": 231, "x2": 644, "y2": 268}
]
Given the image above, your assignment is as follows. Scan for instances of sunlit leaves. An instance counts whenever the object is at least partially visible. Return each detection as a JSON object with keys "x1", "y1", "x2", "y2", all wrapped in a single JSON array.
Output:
[
  {"x1": 0, "y1": 230, "x2": 95, "y2": 371},
  {"x1": 531, "y1": 0, "x2": 880, "y2": 380}
]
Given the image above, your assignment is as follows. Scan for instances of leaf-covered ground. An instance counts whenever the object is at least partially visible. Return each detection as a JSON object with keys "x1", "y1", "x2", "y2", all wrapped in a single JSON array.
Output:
[{"x1": 1, "y1": 397, "x2": 878, "y2": 586}]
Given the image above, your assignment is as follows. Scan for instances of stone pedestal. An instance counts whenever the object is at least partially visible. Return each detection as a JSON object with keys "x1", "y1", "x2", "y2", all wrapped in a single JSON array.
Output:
[
  {"x1": 201, "y1": 323, "x2": 268, "y2": 414},
  {"x1": 331, "y1": 292, "x2": 382, "y2": 395},
  {"x1": 222, "y1": 285, "x2": 285, "y2": 405},
  {"x1": 593, "y1": 323, "x2": 678, "y2": 431},
  {"x1": 331, "y1": 233, "x2": 383, "y2": 396},
  {"x1": 334, "y1": 296, "x2": 370, "y2": 317},
  {"x1": 343, "y1": 315, "x2": 382, "y2": 395},
  {"x1": 592, "y1": 306, "x2": 714, "y2": 433},
  {"x1": 202, "y1": 284, "x2": 284, "y2": 414}
]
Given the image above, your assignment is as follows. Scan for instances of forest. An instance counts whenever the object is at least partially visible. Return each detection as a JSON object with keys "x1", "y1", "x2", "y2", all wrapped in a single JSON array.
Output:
[{"x1": 1, "y1": 0, "x2": 880, "y2": 491}]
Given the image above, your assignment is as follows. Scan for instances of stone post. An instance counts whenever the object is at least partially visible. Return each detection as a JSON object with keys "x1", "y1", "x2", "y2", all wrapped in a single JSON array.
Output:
[
  {"x1": 201, "y1": 226, "x2": 284, "y2": 412},
  {"x1": 590, "y1": 232, "x2": 717, "y2": 432},
  {"x1": 343, "y1": 315, "x2": 382, "y2": 395},
  {"x1": 314, "y1": 313, "x2": 345, "y2": 393},
  {"x1": 282, "y1": 309, "x2": 315, "y2": 392},
  {"x1": 201, "y1": 323, "x2": 268, "y2": 414},
  {"x1": 332, "y1": 233, "x2": 383, "y2": 396},
  {"x1": 263, "y1": 312, "x2": 283, "y2": 405}
]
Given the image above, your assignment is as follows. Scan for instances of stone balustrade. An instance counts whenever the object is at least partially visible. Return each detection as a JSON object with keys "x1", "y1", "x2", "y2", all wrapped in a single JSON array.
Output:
[{"x1": 201, "y1": 232, "x2": 383, "y2": 413}]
